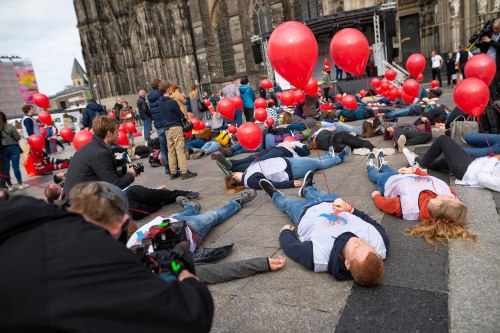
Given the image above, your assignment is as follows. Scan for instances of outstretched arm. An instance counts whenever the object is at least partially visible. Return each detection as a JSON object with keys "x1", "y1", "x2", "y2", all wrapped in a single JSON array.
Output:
[
  {"x1": 279, "y1": 227, "x2": 314, "y2": 271},
  {"x1": 372, "y1": 191, "x2": 402, "y2": 217}
]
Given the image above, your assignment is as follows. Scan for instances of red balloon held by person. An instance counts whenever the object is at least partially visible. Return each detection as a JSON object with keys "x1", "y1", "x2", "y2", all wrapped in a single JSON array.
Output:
[
  {"x1": 375, "y1": 87, "x2": 383, "y2": 95},
  {"x1": 228, "y1": 125, "x2": 238, "y2": 135},
  {"x1": 293, "y1": 90, "x2": 305, "y2": 103},
  {"x1": 116, "y1": 131, "x2": 129, "y2": 146},
  {"x1": 37, "y1": 111, "x2": 52, "y2": 125},
  {"x1": 198, "y1": 122, "x2": 206, "y2": 130},
  {"x1": 464, "y1": 54, "x2": 497, "y2": 85},
  {"x1": 254, "y1": 108, "x2": 268, "y2": 122},
  {"x1": 417, "y1": 74, "x2": 424, "y2": 82},
  {"x1": 217, "y1": 98, "x2": 235, "y2": 120},
  {"x1": 453, "y1": 78, "x2": 490, "y2": 117},
  {"x1": 389, "y1": 88, "x2": 399, "y2": 101},
  {"x1": 359, "y1": 90, "x2": 367, "y2": 98},
  {"x1": 335, "y1": 94, "x2": 343, "y2": 101},
  {"x1": 204, "y1": 100, "x2": 211, "y2": 107},
  {"x1": 118, "y1": 124, "x2": 126, "y2": 133},
  {"x1": 382, "y1": 89, "x2": 391, "y2": 98},
  {"x1": 370, "y1": 78, "x2": 381, "y2": 88},
  {"x1": 260, "y1": 79, "x2": 273, "y2": 90},
  {"x1": 304, "y1": 77, "x2": 319, "y2": 97},
  {"x1": 265, "y1": 118, "x2": 275, "y2": 127},
  {"x1": 39, "y1": 127, "x2": 48, "y2": 139},
  {"x1": 28, "y1": 134, "x2": 45, "y2": 150},
  {"x1": 33, "y1": 93, "x2": 50, "y2": 109},
  {"x1": 184, "y1": 131, "x2": 193, "y2": 138},
  {"x1": 381, "y1": 78, "x2": 389, "y2": 84},
  {"x1": 406, "y1": 53, "x2": 426, "y2": 78},
  {"x1": 430, "y1": 80, "x2": 439, "y2": 89},
  {"x1": 73, "y1": 130, "x2": 93, "y2": 150},
  {"x1": 385, "y1": 69, "x2": 397, "y2": 81},
  {"x1": 108, "y1": 112, "x2": 116, "y2": 119},
  {"x1": 341, "y1": 95, "x2": 358, "y2": 110},
  {"x1": 191, "y1": 118, "x2": 201, "y2": 130},
  {"x1": 329, "y1": 85, "x2": 334, "y2": 91},
  {"x1": 60, "y1": 127, "x2": 74, "y2": 142},
  {"x1": 330, "y1": 28, "x2": 369, "y2": 76},
  {"x1": 231, "y1": 96, "x2": 243, "y2": 109},
  {"x1": 268, "y1": 21, "x2": 318, "y2": 89},
  {"x1": 317, "y1": 87, "x2": 322, "y2": 94},
  {"x1": 254, "y1": 97, "x2": 267, "y2": 109},
  {"x1": 380, "y1": 82, "x2": 390, "y2": 92},
  {"x1": 402, "y1": 79, "x2": 420, "y2": 97},
  {"x1": 125, "y1": 122, "x2": 136, "y2": 133},
  {"x1": 237, "y1": 122, "x2": 263, "y2": 150},
  {"x1": 280, "y1": 91, "x2": 296, "y2": 106},
  {"x1": 401, "y1": 92, "x2": 416, "y2": 104}
]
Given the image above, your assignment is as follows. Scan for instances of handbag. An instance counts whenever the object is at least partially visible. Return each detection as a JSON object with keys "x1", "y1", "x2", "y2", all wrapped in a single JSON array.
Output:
[
  {"x1": 450, "y1": 116, "x2": 478, "y2": 146},
  {"x1": 181, "y1": 118, "x2": 193, "y2": 133}
]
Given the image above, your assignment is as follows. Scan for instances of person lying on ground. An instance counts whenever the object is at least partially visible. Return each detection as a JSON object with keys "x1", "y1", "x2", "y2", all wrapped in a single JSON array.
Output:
[
  {"x1": 259, "y1": 171, "x2": 389, "y2": 287},
  {"x1": 224, "y1": 148, "x2": 350, "y2": 191},
  {"x1": 402, "y1": 135, "x2": 500, "y2": 192},
  {"x1": 27, "y1": 148, "x2": 70, "y2": 176}
]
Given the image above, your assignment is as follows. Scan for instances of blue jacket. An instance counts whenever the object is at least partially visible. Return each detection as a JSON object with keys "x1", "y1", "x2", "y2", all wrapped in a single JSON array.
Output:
[
  {"x1": 158, "y1": 96, "x2": 184, "y2": 130},
  {"x1": 239, "y1": 85, "x2": 256, "y2": 108},
  {"x1": 147, "y1": 90, "x2": 164, "y2": 129},
  {"x1": 81, "y1": 102, "x2": 105, "y2": 128}
]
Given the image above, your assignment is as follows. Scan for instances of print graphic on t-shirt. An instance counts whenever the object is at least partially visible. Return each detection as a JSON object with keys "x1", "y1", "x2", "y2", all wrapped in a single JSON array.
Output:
[
  {"x1": 408, "y1": 175, "x2": 430, "y2": 183},
  {"x1": 319, "y1": 213, "x2": 347, "y2": 225}
]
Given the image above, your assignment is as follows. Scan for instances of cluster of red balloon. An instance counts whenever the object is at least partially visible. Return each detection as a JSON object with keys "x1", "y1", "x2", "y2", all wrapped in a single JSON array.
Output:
[{"x1": 191, "y1": 118, "x2": 206, "y2": 131}]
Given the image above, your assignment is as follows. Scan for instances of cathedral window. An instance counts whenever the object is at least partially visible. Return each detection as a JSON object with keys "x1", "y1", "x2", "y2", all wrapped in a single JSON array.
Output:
[
  {"x1": 252, "y1": 1, "x2": 272, "y2": 35},
  {"x1": 216, "y1": 24, "x2": 236, "y2": 76},
  {"x1": 294, "y1": 0, "x2": 319, "y2": 21}
]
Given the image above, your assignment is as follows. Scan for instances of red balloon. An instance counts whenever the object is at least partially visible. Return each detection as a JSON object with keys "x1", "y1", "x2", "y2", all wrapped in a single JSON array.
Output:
[
  {"x1": 317, "y1": 87, "x2": 322, "y2": 94},
  {"x1": 382, "y1": 89, "x2": 391, "y2": 98},
  {"x1": 417, "y1": 74, "x2": 424, "y2": 82},
  {"x1": 28, "y1": 134, "x2": 45, "y2": 150},
  {"x1": 73, "y1": 130, "x2": 93, "y2": 150},
  {"x1": 254, "y1": 108, "x2": 268, "y2": 122},
  {"x1": 380, "y1": 82, "x2": 390, "y2": 92},
  {"x1": 330, "y1": 28, "x2": 368, "y2": 76},
  {"x1": 453, "y1": 78, "x2": 490, "y2": 117},
  {"x1": 385, "y1": 69, "x2": 397, "y2": 81},
  {"x1": 204, "y1": 100, "x2": 211, "y2": 106},
  {"x1": 108, "y1": 112, "x2": 116, "y2": 119},
  {"x1": 304, "y1": 77, "x2": 319, "y2": 97},
  {"x1": 260, "y1": 79, "x2": 273, "y2": 90},
  {"x1": 276, "y1": 92, "x2": 283, "y2": 100},
  {"x1": 406, "y1": 53, "x2": 426, "y2": 78},
  {"x1": 237, "y1": 122, "x2": 263, "y2": 150},
  {"x1": 464, "y1": 54, "x2": 497, "y2": 85},
  {"x1": 39, "y1": 127, "x2": 48, "y2": 139},
  {"x1": 268, "y1": 21, "x2": 318, "y2": 89},
  {"x1": 375, "y1": 87, "x2": 383, "y2": 95},
  {"x1": 401, "y1": 92, "x2": 416, "y2": 104},
  {"x1": 389, "y1": 88, "x2": 399, "y2": 101},
  {"x1": 402, "y1": 79, "x2": 420, "y2": 97},
  {"x1": 60, "y1": 127, "x2": 74, "y2": 142},
  {"x1": 265, "y1": 118, "x2": 275, "y2": 127},
  {"x1": 191, "y1": 118, "x2": 201, "y2": 130},
  {"x1": 125, "y1": 122, "x2": 136, "y2": 133},
  {"x1": 228, "y1": 125, "x2": 238, "y2": 135},
  {"x1": 359, "y1": 90, "x2": 367, "y2": 98},
  {"x1": 198, "y1": 122, "x2": 206, "y2": 130},
  {"x1": 280, "y1": 91, "x2": 296, "y2": 106},
  {"x1": 37, "y1": 111, "x2": 52, "y2": 125},
  {"x1": 329, "y1": 85, "x2": 334, "y2": 91},
  {"x1": 430, "y1": 80, "x2": 439, "y2": 89},
  {"x1": 370, "y1": 78, "x2": 381, "y2": 88},
  {"x1": 184, "y1": 131, "x2": 193, "y2": 138},
  {"x1": 118, "y1": 124, "x2": 126, "y2": 132},
  {"x1": 381, "y1": 78, "x2": 389, "y2": 84},
  {"x1": 116, "y1": 131, "x2": 129, "y2": 146},
  {"x1": 341, "y1": 95, "x2": 358, "y2": 110},
  {"x1": 335, "y1": 94, "x2": 343, "y2": 101},
  {"x1": 293, "y1": 90, "x2": 305, "y2": 103},
  {"x1": 231, "y1": 96, "x2": 243, "y2": 109},
  {"x1": 33, "y1": 93, "x2": 50, "y2": 109},
  {"x1": 254, "y1": 97, "x2": 267, "y2": 109},
  {"x1": 218, "y1": 98, "x2": 235, "y2": 120}
]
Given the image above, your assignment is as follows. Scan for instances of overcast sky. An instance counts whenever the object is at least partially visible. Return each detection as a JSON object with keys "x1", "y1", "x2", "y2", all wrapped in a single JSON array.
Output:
[{"x1": 0, "y1": 0, "x2": 85, "y2": 96}]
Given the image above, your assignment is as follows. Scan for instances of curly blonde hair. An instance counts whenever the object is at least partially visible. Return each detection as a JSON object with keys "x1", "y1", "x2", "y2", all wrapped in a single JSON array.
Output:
[{"x1": 224, "y1": 175, "x2": 246, "y2": 193}]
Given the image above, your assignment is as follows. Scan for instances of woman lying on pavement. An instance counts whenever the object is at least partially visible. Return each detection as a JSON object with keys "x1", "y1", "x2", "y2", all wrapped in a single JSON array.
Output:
[
  {"x1": 365, "y1": 150, "x2": 477, "y2": 249},
  {"x1": 402, "y1": 135, "x2": 500, "y2": 192},
  {"x1": 224, "y1": 147, "x2": 351, "y2": 192}
]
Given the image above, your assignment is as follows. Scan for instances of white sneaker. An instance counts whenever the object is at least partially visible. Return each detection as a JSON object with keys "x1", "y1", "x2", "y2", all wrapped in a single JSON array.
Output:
[
  {"x1": 7, "y1": 185, "x2": 17, "y2": 192},
  {"x1": 402, "y1": 147, "x2": 418, "y2": 166},
  {"x1": 382, "y1": 148, "x2": 395, "y2": 156},
  {"x1": 397, "y1": 135, "x2": 406, "y2": 153},
  {"x1": 17, "y1": 184, "x2": 29, "y2": 190},
  {"x1": 353, "y1": 148, "x2": 371, "y2": 156}
]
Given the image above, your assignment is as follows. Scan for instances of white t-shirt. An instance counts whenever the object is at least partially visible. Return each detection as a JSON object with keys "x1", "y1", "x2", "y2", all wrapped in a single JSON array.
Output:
[
  {"x1": 431, "y1": 55, "x2": 443, "y2": 68},
  {"x1": 456, "y1": 156, "x2": 500, "y2": 192}
]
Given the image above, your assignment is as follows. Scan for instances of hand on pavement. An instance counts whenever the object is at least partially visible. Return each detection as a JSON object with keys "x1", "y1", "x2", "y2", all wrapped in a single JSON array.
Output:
[{"x1": 371, "y1": 190, "x2": 381, "y2": 198}]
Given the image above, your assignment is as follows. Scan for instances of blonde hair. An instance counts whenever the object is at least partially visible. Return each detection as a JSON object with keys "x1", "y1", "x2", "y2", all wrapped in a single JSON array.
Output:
[
  {"x1": 428, "y1": 199, "x2": 468, "y2": 224},
  {"x1": 282, "y1": 112, "x2": 292, "y2": 124},
  {"x1": 405, "y1": 219, "x2": 477, "y2": 250},
  {"x1": 350, "y1": 252, "x2": 384, "y2": 287},
  {"x1": 189, "y1": 85, "x2": 198, "y2": 99},
  {"x1": 224, "y1": 174, "x2": 246, "y2": 193}
]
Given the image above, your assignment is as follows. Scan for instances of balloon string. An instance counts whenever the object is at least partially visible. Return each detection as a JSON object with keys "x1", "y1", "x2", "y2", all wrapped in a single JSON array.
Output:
[{"x1": 475, "y1": 119, "x2": 494, "y2": 156}]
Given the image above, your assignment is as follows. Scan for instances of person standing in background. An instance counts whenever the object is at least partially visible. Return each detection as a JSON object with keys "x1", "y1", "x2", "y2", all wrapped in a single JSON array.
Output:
[
  {"x1": 0, "y1": 111, "x2": 28, "y2": 191},
  {"x1": 136, "y1": 90, "x2": 152, "y2": 141},
  {"x1": 479, "y1": 19, "x2": 500, "y2": 101},
  {"x1": 430, "y1": 50, "x2": 443, "y2": 87},
  {"x1": 239, "y1": 77, "x2": 256, "y2": 122},
  {"x1": 445, "y1": 52, "x2": 456, "y2": 86}
]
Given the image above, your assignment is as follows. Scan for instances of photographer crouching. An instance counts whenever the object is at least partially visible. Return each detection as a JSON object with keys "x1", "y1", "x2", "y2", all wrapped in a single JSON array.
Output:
[{"x1": 0, "y1": 182, "x2": 213, "y2": 332}]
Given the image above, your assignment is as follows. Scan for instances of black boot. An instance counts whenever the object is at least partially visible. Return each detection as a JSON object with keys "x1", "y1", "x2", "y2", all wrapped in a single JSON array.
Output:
[{"x1": 234, "y1": 189, "x2": 257, "y2": 207}]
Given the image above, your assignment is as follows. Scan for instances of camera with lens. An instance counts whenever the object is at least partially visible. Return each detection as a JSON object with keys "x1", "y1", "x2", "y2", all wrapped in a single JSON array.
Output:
[
  {"x1": 469, "y1": 18, "x2": 495, "y2": 47},
  {"x1": 130, "y1": 219, "x2": 195, "y2": 281},
  {"x1": 131, "y1": 162, "x2": 144, "y2": 176}
]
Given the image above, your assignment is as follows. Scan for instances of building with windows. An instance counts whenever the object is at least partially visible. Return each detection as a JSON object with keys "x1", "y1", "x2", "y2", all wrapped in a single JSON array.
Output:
[{"x1": 74, "y1": 0, "x2": 499, "y2": 99}]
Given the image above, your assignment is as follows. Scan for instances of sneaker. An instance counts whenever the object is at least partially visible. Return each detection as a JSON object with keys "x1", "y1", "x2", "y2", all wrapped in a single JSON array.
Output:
[
  {"x1": 185, "y1": 191, "x2": 200, "y2": 200},
  {"x1": 367, "y1": 152, "x2": 376, "y2": 169},
  {"x1": 234, "y1": 189, "x2": 257, "y2": 207},
  {"x1": 216, "y1": 161, "x2": 232, "y2": 176},
  {"x1": 397, "y1": 135, "x2": 406, "y2": 153},
  {"x1": 6, "y1": 185, "x2": 17, "y2": 192},
  {"x1": 402, "y1": 147, "x2": 418, "y2": 166},
  {"x1": 181, "y1": 170, "x2": 198, "y2": 180},
  {"x1": 352, "y1": 147, "x2": 371, "y2": 155},
  {"x1": 214, "y1": 152, "x2": 232, "y2": 170},
  {"x1": 170, "y1": 173, "x2": 180, "y2": 180},
  {"x1": 192, "y1": 150, "x2": 206, "y2": 160},
  {"x1": 176, "y1": 196, "x2": 201, "y2": 210},
  {"x1": 219, "y1": 147, "x2": 233, "y2": 157},
  {"x1": 328, "y1": 146, "x2": 335, "y2": 157},
  {"x1": 349, "y1": 131, "x2": 357, "y2": 137},
  {"x1": 259, "y1": 179, "x2": 283, "y2": 197},
  {"x1": 375, "y1": 150, "x2": 388, "y2": 171},
  {"x1": 338, "y1": 146, "x2": 351, "y2": 161},
  {"x1": 382, "y1": 148, "x2": 396, "y2": 156},
  {"x1": 16, "y1": 184, "x2": 29, "y2": 190},
  {"x1": 298, "y1": 170, "x2": 314, "y2": 197}
]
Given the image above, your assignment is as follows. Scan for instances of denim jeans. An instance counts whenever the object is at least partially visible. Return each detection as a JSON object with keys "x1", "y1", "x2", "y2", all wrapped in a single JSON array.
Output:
[
  {"x1": 385, "y1": 106, "x2": 412, "y2": 118},
  {"x1": 367, "y1": 165, "x2": 398, "y2": 195},
  {"x1": 226, "y1": 109, "x2": 243, "y2": 127},
  {"x1": 288, "y1": 153, "x2": 342, "y2": 179},
  {"x1": 192, "y1": 141, "x2": 222, "y2": 154},
  {"x1": 157, "y1": 127, "x2": 169, "y2": 171},
  {"x1": 265, "y1": 133, "x2": 276, "y2": 149},
  {"x1": 320, "y1": 121, "x2": 362, "y2": 136},
  {"x1": 271, "y1": 187, "x2": 339, "y2": 226},
  {"x1": 171, "y1": 199, "x2": 241, "y2": 239},
  {"x1": 185, "y1": 139, "x2": 206, "y2": 150},
  {"x1": 3, "y1": 144, "x2": 22, "y2": 185},
  {"x1": 464, "y1": 133, "x2": 500, "y2": 147},
  {"x1": 143, "y1": 117, "x2": 152, "y2": 141}
]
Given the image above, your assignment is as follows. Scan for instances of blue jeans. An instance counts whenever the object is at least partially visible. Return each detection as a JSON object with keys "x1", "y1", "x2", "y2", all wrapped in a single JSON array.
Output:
[
  {"x1": 233, "y1": 142, "x2": 262, "y2": 155},
  {"x1": 288, "y1": 153, "x2": 342, "y2": 179},
  {"x1": 464, "y1": 133, "x2": 500, "y2": 146},
  {"x1": 226, "y1": 109, "x2": 243, "y2": 127},
  {"x1": 171, "y1": 199, "x2": 241, "y2": 239},
  {"x1": 3, "y1": 144, "x2": 22, "y2": 185},
  {"x1": 367, "y1": 165, "x2": 398, "y2": 195},
  {"x1": 418, "y1": 86, "x2": 429, "y2": 99},
  {"x1": 320, "y1": 121, "x2": 362, "y2": 136},
  {"x1": 143, "y1": 117, "x2": 152, "y2": 141},
  {"x1": 265, "y1": 133, "x2": 276, "y2": 149},
  {"x1": 185, "y1": 139, "x2": 206, "y2": 150},
  {"x1": 157, "y1": 127, "x2": 169, "y2": 171},
  {"x1": 193, "y1": 141, "x2": 222, "y2": 154},
  {"x1": 271, "y1": 187, "x2": 339, "y2": 226}
]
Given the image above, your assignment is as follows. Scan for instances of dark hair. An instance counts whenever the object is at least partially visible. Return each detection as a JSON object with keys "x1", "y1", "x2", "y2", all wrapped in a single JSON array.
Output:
[
  {"x1": 159, "y1": 81, "x2": 171, "y2": 94},
  {"x1": 88, "y1": 99, "x2": 96, "y2": 103},
  {"x1": 22, "y1": 104, "x2": 33, "y2": 114},
  {"x1": 361, "y1": 121, "x2": 377, "y2": 138},
  {"x1": 150, "y1": 79, "x2": 161, "y2": 90},
  {"x1": 0, "y1": 111, "x2": 6, "y2": 132},
  {"x1": 53, "y1": 173, "x2": 65, "y2": 185},
  {"x1": 240, "y1": 77, "x2": 249, "y2": 85},
  {"x1": 92, "y1": 116, "x2": 119, "y2": 139}
]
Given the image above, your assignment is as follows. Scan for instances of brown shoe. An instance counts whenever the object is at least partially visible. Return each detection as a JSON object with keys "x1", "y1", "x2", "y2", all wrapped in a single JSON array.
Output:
[
  {"x1": 219, "y1": 147, "x2": 233, "y2": 157},
  {"x1": 192, "y1": 150, "x2": 206, "y2": 159}
]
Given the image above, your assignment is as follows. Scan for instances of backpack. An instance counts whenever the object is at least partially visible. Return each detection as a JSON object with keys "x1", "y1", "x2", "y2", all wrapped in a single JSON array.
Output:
[{"x1": 215, "y1": 131, "x2": 231, "y2": 146}]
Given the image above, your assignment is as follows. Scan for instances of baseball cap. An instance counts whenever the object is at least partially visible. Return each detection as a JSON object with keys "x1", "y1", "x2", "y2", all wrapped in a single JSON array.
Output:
[{"x1": 96, "y1": 181, "x2": 129, "y2": 214}]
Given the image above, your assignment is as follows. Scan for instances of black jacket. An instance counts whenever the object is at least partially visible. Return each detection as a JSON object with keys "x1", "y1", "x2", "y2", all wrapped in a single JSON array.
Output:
[
  {"x1": 148, "y1": 89, "x2": 164, "y2": 129},
  {"x1": 479, "y1": 36, "x2": 500, "y2": 69},
  {"x1": 63, "y1": 135, "x2": 134, "y2": 193},
  {"x1": 136, "y1": 96, "x2": 152, "y2": 120},
  {"x1": 159, "y1": 96, "x2": 184, "y2": 129},
  {"x1": 0, "y1": 196, "x2": 214, "y2": 333},
  {"x1": 82, "y1": 102, "x2": 105, "y2": 128}
]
